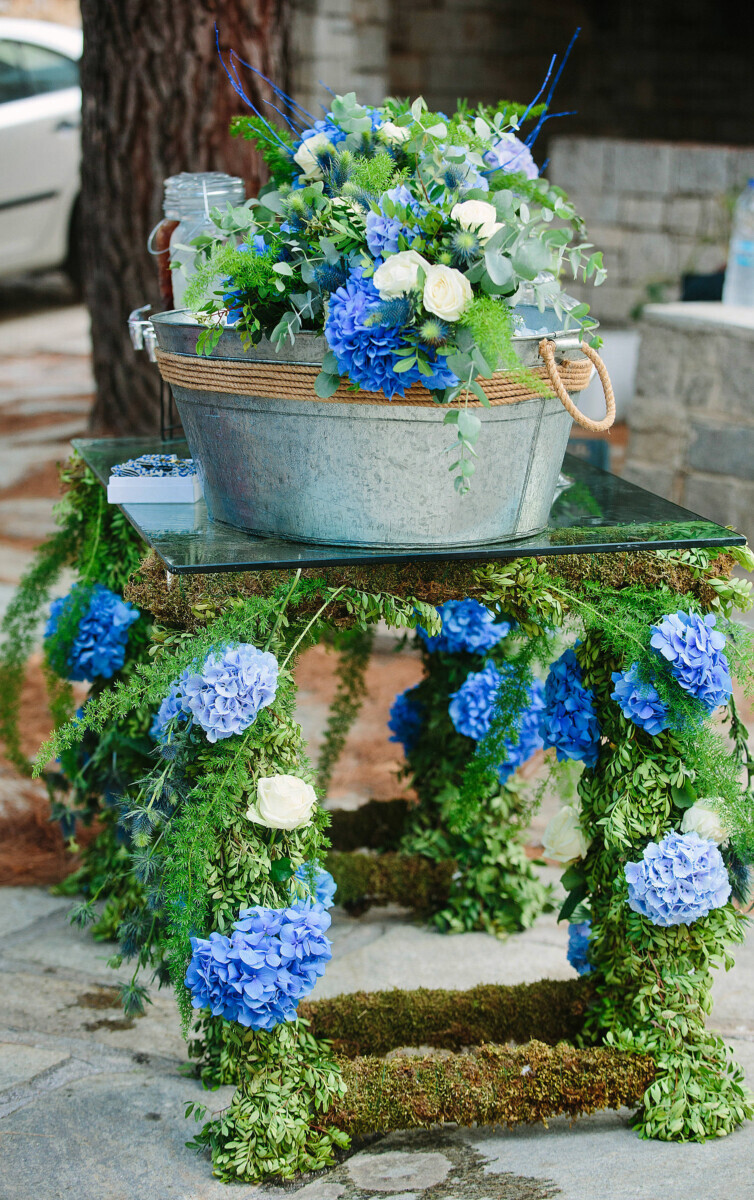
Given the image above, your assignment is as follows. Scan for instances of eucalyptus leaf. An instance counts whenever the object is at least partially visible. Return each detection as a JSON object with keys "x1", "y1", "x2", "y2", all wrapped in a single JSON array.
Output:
[{"x1": 314, "y1": 371, "x2": 341, "y2": 398}]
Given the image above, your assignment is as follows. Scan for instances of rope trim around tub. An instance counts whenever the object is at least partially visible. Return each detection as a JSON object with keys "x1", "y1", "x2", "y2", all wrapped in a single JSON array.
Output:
[{"x1": 155, "y1": 349, "x2": 594, "y2": 410}]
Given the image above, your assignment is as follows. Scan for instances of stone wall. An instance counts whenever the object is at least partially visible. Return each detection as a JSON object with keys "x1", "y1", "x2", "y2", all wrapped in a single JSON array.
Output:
[
  {"x1": 622, "y1": 303, "x2": 754, "y2": 542},
  {"x1": 290, "y1": 0, "x2": 389, "y2": 116},
  {"x1": 547, "y1": 137, "x2": 754, "y2": 325}
]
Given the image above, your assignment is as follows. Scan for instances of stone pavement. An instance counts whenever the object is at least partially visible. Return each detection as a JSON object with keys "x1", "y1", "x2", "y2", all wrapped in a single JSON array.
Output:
[{"x1": 0, "y1": 883, "x2": 753, "y2": 1200}]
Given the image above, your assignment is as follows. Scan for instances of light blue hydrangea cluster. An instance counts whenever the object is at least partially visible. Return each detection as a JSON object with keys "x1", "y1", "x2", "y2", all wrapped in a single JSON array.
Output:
[
  {"x1": 483, "y1": 134, "x2": 538, "y2": 179},
  {"x1": 365, "y1": 185, "x2": 424, "y2": 256},
  {"x1": 154, "y1": 644, "x2": 278, "y2": 744},
  {"x1": 567, "y1": 921, "x2": 593, "y2": 975},
  {"x1": 388, "y1": 685, "x2": 424, "y2": 754},
  {"x1": 417, "y1": 598, "x2": 511, "y2": 655},
  {"x1": 497, "y1": 678, "x2": 545, "y2": 783},
  {"x1": 111, "y1": 453, "x2": 196, "y2": 478},
  {"x1": 448, "y1": 661, "x2": 501, "y2": 742},
  {"x1": 185, "y1": 900, "x2": 332, "y2": 1030},
  {"x1": 45, "y1": 584, "x2": 139, "y2": 682},
  {"x1": 294, "y1": 863, "x2": 337, "y2": 909},
  {"x1": 324, "y1": 268, "x2": 457, "y2": 397},
  {"x1": 650, "y1": 611, "x2": 732, "y2": 713},
  {"x1": 625, "y1": 830, "x2": 731, "y2": 927},
  {"x1": 539, "y1": 648, "x2": 601, "y2": 767},
  {"x1": 610, "y1": 662, "x2": 670, "y2": 736}
]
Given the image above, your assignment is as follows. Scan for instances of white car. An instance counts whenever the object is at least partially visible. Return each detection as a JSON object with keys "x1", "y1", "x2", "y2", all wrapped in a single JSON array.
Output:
[{"x1": 0, "y1": 19, "x2": 82, "y2": 283}]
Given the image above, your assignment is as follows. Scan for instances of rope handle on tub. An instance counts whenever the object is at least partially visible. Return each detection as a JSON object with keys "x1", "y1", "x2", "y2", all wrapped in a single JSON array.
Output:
[{"x1": 538, "y1": 339, "x2": 616, "y2": 433}]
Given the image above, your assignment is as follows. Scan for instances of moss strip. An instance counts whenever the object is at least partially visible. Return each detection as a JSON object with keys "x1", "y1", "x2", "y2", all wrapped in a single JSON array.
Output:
[
  {"x1": 326, "y1": 850, "x2": 456, "y2": 913},
  {"x1": 327, "y1": 799, "x2": 409, "y2": 852},
  {"x1": 330, "y1": 1040, "x2": 655, "y2": 1137},
  {"x1": 299, "y1": 977, "x2": 594, "y2": 1057}
]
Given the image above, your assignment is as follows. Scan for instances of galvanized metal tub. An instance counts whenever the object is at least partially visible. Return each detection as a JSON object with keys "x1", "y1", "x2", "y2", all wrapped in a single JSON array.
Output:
[{"x1": 151, "y1": 308, "x2": 607, "y2": 548}]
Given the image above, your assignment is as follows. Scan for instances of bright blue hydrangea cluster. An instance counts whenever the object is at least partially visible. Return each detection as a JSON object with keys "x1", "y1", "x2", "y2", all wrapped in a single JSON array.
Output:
[
  {"x1": 45, "y1": 584, "x2": 139, "y2": 682},
  {"x1": 365, "y1": 185, "x2": 424, "y2": 256},
  {"x1": 324, "y1": 268, "x2": 458, "y2": 397},
  {"x1": 497, "y1": 678, "x2": 545, "y2": 783},
  {"x1": 294, "y1": 863, "x2": 337, "y2": 909},
  {"x1": 111, "y1": 453, "x2": 196, "y2": 478},
  {"x1": 650, "y1": 611, "x2": 732, "y2": 713},
  {"x1": 149, "y1": 669, "x2": 191, "y2": 742},
  {"x1": 417, "y1": 598, "x2": 511, "y2": 655},
  {"x1": 388, "y1": 685, "x2": 424, "y2": 754},
  {"x1": 184, "y1": 901, "x2": 332, "y2": 1030},
  {"x1": 610, "y1": 662, "x2": 670, "y2": 736},
  {"x1": 153, "y1": 644, "x2": 278, "y2": 744},
  {"x1": 625, "y1": 830, "x2": 731, "y2": 927},
  {"x1": 448, "y1": 661, "x2": 501, "y2": 741},
  {"x1": 539, "y1": 648, "x2": 601, "y2": 767},
  {"x1": 567, "y1": 921, "x2": 593, "y2": 975}
]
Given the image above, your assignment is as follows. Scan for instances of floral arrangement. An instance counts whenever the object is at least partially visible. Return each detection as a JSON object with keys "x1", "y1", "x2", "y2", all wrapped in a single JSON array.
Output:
[
  {"x1": 186, "y1": 43, "x2": 604, "y2": 490},
  {"x1": 185, "y1": 901, "x2": 332, "y2": 1029},
  {"x1": 624, "y1": 830, "x2": 731, "y2": 927},
  {"x1": 45, "y1": 583, "x2": 139, "y2": 682}
]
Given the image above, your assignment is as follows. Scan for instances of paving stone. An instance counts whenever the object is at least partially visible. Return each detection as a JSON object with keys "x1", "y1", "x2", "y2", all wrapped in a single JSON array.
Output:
[
  {"x1": 0, "y1": 498, "x2": 59, "y2": 540},
  {"x1": 347, "y1": 1150, "x2": 453, "y2": 1191},
  {"x1": 0, "y1": 1042, "x2": 69, "y2": 1091},
  {"x1": 0, "y1": 886, "x2": 69, "y2": 936}
]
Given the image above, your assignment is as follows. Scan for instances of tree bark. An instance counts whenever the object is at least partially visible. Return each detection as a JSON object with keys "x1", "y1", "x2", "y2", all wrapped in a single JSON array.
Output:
[{"x1": 80, "y1": 0, "x2": 290, "y2": 435}]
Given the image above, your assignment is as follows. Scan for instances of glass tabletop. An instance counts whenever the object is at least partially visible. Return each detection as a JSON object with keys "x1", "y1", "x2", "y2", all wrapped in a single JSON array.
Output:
[{"x1": 73, "y1": 436, "x2": 745, "y2": 576}]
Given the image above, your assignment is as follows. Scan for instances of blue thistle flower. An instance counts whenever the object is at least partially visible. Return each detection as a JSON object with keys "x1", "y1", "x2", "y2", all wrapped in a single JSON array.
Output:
[
  {"x1": 418, "y1": 317, "x2": 449, "y2": 347},
  {"x1": 449, "y1": 229, "x2": 482, "y2": 266}
]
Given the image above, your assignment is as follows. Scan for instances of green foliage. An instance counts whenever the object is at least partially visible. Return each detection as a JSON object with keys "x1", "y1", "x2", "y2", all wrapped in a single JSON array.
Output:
[
  {"x1": 189, "y1": 1022, "x2": 348, "y2": 1182},
  {"x1": 347, "y1": 151, "x2": 400, "y2": 197},
  {"x1": 229, "y1": 114, "x2": 297, "y2": 181},
  {"x1": 315, "y1": 625, "x2": 374, "y2": 793}
]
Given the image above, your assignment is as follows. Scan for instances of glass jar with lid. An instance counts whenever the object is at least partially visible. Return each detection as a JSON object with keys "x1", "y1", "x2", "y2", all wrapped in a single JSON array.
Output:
[{"x1": 149, "y1": 172, "x2": 246, "y2": 310}]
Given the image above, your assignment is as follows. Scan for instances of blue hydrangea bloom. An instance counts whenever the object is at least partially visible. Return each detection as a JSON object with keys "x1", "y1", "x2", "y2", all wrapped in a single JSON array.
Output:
[
  {"x1": 388, "y1": 685, "x2": 424, "y2": 754},
  {"x1": 567, "y1": 921, "x2": 593, "y2": 975},
  {"x1": 45, "y1": 584, "x2": 139, "y2": 682},
  {"x1": 185, "y1": 901, "x2": 332, "y2": 1030},
  {"x1": 449, "y1": 662, "x2": 501, "y2": 741},
  {"x1": 625, "y1": 830, "x2": 731, "y2": 926},
  {"x1": 325, "y1": 268, "x2": 457, "y2": 397},
  {"x1": 497, "y1": 678, "x2": 545, "y2": 783},
  {"x1": 417, "y1": 598, "x2": 511, "y2": 654},
  {"x1": 297, "y1": 117, "x2": 346, "y2": 148},
  {"x1": 484, "y1": 135, "x2": 538, "y2": 179},
  {"x1": 366, "y1": 185, "x2": 423, "y2": 257},
  {"x1": 650, "y1": 611, "x2": 732, "y2": 713},
  {"x1": 539, "y1": 648, "x2": 601, "y2": 767},
  {"x1": 294, "y1": 863, "x2": 337, "y2": 909},
  {"x1": 182, "y1": 643, "x2": 278, "y2": 743},
  {"x1": 610, "y1": 662, "x2": 670, "y2": 736}
]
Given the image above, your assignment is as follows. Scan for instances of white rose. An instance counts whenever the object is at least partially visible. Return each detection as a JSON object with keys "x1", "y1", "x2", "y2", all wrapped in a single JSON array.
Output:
[
  {"x1": 681, "y1": 801, "x2": 729, "y2": 844},
  {"x1": 422, "y1": 263, "x2": 473, "y2": 321},
  {"x1": 373, "y1": 250, "x2": 430, "y2": 298},
  {"x1": 451, "y1": 199, "x2": 500, "y2": 242},
  {"x1": 542, "y1": 804, "x2": 591, "y2": 865},
  {"x1": 379, "y1": 121, "x2": 410, "y2": 145},
  {"x1": 247, "y1": 774, "x2": 316, "y2": 831},
  {"x1": 293, "y1": 132, "x2": 331, "y2": 181}
]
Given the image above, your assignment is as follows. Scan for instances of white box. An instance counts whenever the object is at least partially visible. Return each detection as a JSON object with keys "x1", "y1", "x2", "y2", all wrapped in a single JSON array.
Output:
[{"x1": 107, "y1": 473, "x2": 203, "y2": 505}]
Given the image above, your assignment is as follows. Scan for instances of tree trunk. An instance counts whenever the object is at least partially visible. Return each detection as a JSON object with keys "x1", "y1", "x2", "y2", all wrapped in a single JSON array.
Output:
[{"x1": 80, "y1": 0, "x2": 290, "y2": 435}]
